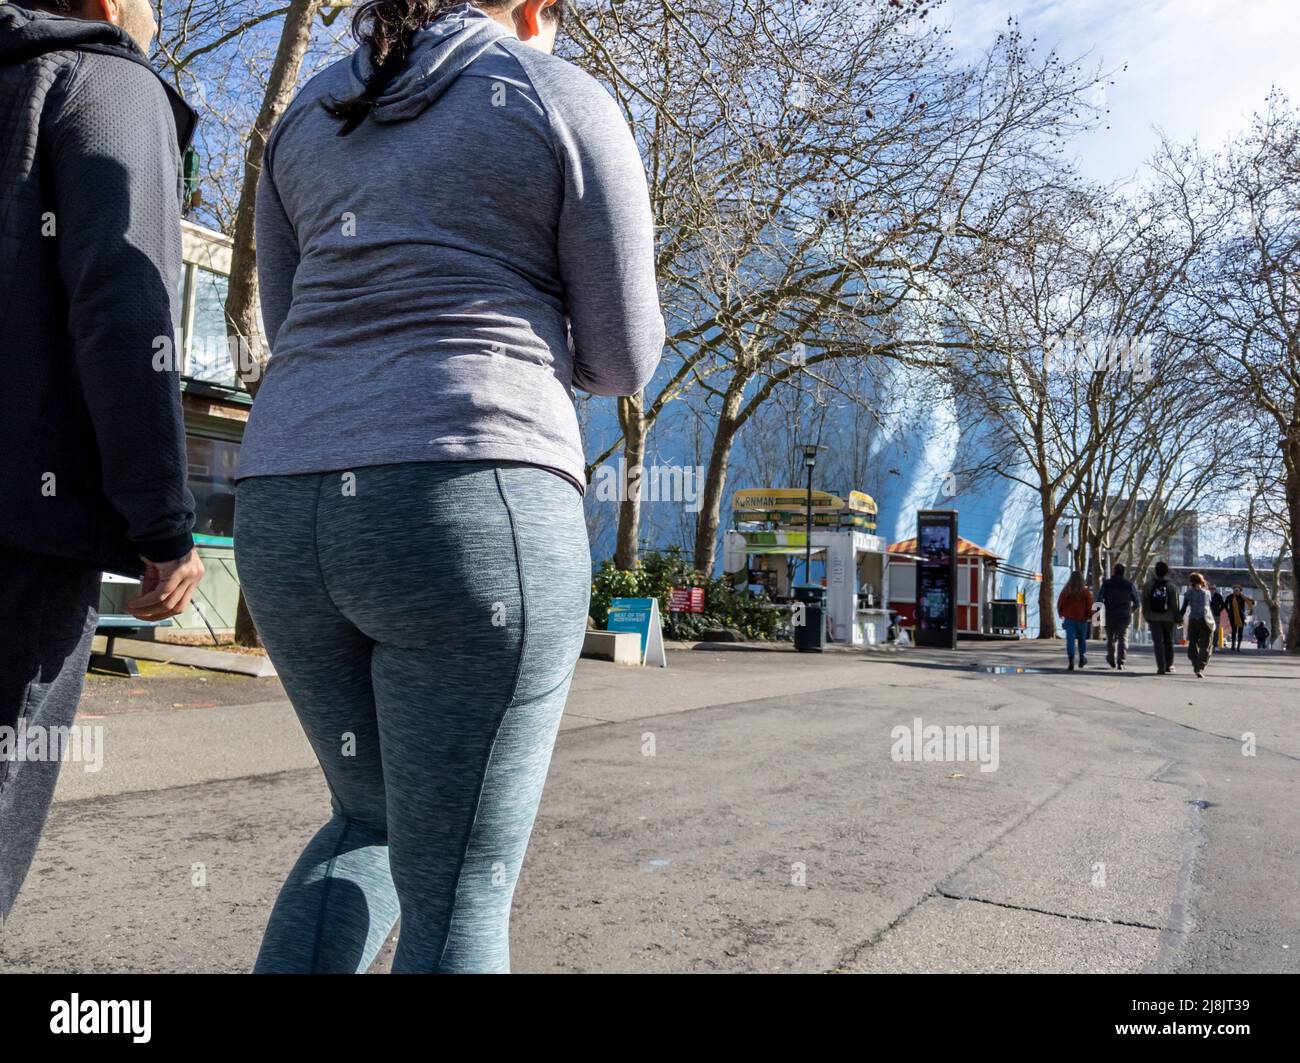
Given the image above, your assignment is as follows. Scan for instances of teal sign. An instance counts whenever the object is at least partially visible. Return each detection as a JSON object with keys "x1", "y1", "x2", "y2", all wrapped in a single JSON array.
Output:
[
  {"x1": 608, "y1": 597, "x2": 654, "y2": 655},
  {"x1": 606, "y1": 597, "x2": 667, "y2": 667}
]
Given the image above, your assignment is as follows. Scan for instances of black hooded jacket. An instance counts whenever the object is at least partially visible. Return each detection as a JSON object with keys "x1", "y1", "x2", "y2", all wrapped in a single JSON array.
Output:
[{"x1": 0, "y1": 5, "x2": 197, "y2": 576}]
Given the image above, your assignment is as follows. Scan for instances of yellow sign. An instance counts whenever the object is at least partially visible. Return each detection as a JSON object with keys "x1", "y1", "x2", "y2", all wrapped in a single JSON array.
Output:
[
  {"x1": 733, "y1": 488, "x2": 842, "y2": 511},
  {"x1": 733, "y1": 488, "x2": 877, "y2": 516},
  {"x1": 846, "y1": 491, "x2": 878, "y2": 516},
  {"x1": 732, "y1": 487, "x2": 878, "y2": 530}
]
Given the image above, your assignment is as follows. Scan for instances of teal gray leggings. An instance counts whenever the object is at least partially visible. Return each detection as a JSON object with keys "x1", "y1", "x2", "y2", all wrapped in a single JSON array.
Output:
[{"x1": 234, "y1": 461, "x2": 590, "y2": 973}]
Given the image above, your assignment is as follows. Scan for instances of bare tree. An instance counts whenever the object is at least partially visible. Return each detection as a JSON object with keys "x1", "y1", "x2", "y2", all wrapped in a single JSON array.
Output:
[
  {"x1": 1244, "y1": 462, "x2": 1292, "y2": 640},
  {"x1": 225, "y1": 0, "x2": 329, "y2": 398},
  {"x1": 947, "y1": 153, "x2": 1216, "y2": 636},
  {"x1": 1190, "y1": 91, "x2": 1300, "y2": 651}
]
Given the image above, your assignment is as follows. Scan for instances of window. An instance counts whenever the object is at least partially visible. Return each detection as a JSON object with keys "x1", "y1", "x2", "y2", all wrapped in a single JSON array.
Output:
[
  {"x1": 186, "y1": 267, "x2": 236, "y2": 388},
  {"x1": 186, "y1": 435, "x2": 240, "y2": 539}
]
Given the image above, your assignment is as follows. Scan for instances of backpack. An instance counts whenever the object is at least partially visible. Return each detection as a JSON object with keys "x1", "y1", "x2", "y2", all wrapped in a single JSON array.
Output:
[{"x1": 1149, "y1": 579, "x2": 1172, "y2": 614}]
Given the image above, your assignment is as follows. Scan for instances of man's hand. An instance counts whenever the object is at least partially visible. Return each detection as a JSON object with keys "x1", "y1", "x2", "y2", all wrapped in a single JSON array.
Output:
[{"x1": 126, "y1": 550, "x2": 205, "y2": 621}]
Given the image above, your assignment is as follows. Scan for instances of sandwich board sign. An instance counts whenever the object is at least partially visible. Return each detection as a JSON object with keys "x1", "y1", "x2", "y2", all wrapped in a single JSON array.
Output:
[{"x1": 606, "y1": 597, "x2": 667, "y2": 668}]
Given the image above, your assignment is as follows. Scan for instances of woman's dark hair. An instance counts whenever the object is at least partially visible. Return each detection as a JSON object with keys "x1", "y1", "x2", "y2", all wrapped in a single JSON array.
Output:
[
  {"x1": 1063, "y1": 570, "x2": 1086, "y2": 597},
  {"x1": 325, "y1": 0, "x2": 566, "y2": 136}
]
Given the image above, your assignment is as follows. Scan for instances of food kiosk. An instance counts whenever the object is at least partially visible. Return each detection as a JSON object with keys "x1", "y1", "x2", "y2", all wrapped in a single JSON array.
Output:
[{"x1": 722, "y1": 489, "x2": 895, "y2": 646}]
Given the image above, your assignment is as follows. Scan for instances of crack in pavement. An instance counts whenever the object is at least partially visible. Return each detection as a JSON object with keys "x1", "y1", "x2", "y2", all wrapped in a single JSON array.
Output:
[
  {"x1": 933, "y1": 889, "x2": 1167, "y2": 931},
  {"x1": 825, "y1": 768, "x2": 1083, "y2": 972}
]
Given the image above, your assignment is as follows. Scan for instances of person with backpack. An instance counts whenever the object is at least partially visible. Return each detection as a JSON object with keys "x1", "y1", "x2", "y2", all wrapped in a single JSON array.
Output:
[
  {"x1": 1179, "y1": 572, "x2": 1216, "y2": 678},
  {"x1": 1142, "y1": 560, "x2": 1180, "y2": 675},
  {"x1": 1100, "y1": 562, "x2": 1141, "y2": 670},
  {"x1": 1254, "y1": 619, "x2": 1270, "y2": 650},
  {"x1": 1056, "y1": 570, "x2": 1094, "y2": 671}
]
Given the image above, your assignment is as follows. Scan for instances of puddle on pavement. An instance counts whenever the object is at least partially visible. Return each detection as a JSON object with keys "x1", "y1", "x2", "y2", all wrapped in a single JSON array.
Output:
[{"x1": 969, "y1": 664, "x2": 1052, "y2": 675}]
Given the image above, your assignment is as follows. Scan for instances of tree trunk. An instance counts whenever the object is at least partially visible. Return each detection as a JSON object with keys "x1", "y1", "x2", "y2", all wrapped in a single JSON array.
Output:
[
  {"x1": 692, "y1": 389, "x2": 745, "y2": 575},
  {"x1": 1286, "y1": 432, "x2": 1300, "y2": 653},
  {"x1": 1039, "y1": 511, "x2": 1058, "y2": 639},
  {"x1": 225, "y1": 0, "x2": 323, "y2": 398},
  {"x1": 227, "y1": 1, "x2": 322, "y2": 648},
  {"x1": 234, "y1": 591, "x2": 259, "y2": 648},
  {"x1": 614, "y1": 391, "x2": 647, "y2": 570}
]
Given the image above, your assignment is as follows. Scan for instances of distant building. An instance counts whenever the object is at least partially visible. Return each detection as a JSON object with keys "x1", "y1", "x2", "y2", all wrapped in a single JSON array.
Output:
[
  {"x1": 1161, "y1": 509, "x2": 1198, "y2": 567},
  {"x1": 1081, "y1": 497, "x2": 1199, "y2": 570}
]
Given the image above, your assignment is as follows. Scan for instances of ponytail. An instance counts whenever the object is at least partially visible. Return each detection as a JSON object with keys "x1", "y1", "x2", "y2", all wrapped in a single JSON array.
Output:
[
  {"x1": 323, "y1": 0, "x2": 567, "y2": 136},
  {"x1": 324, "y1": 1, "x2": 455, "y2": 135}
]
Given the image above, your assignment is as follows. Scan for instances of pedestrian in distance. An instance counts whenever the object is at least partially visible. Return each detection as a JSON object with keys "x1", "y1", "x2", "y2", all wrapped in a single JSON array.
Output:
[
  {"x1": 233, "y1": 0, "x2": 664, "y2": 973},
  {"x1": 1100, "y1": 562, "x2": 1141, "y2": 671},
  {"x1": 1143, "y1": 560, "x2": 1180, "y2": 675},
  {"x1": 1209, "y1": 582, "x2": 1226, "y2": 649},
  {"x1": 1057, "y1": 571, "x2": 1094, "y2": 672},
  {"x1": 1254, "y1": 619, "x2": 1270, "y2": 651},
  {"x1": 1180, "y1": 572, "x2": 1217, "y2": 678},
  {"x1": 1224, "y1": 584, "x2": 1252, "y2": 653}
]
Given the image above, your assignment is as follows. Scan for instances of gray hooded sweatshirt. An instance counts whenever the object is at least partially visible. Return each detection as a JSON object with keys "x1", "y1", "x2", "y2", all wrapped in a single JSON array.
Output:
[{"x1": 237, "y1": 3, "x2": 664, "y2": 490}]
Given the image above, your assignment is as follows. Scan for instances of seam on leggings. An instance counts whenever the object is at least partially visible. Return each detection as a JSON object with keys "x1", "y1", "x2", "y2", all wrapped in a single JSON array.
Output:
[
  {"x1": 309, "y1": 472, "x2": 354, "y2": 623},
  {"x1": 310, "y1": 818, "x2": 350, "y2": 974},
  {"x1": 305, "y1": 473, "x2": 362, "y2": 971},
  {"x1": 431, "y1": 468, "x2": 530, "y2": 972}
]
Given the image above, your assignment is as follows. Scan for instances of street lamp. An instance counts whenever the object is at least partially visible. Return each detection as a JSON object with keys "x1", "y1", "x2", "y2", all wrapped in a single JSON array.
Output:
[{"x1": 795, "y1": 443, "x2": 827, "y2": 584}]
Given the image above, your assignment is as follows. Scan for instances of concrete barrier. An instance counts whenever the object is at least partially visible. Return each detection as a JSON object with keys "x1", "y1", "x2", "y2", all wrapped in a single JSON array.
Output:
[{"x1": 582, "y1": 630, "x2": 642, "y2": 665}]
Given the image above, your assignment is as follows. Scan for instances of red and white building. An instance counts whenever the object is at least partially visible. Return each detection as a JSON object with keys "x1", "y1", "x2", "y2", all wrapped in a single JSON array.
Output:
[{"x1": 886, "y1": 536, "x2": 1007, "y2": 636}]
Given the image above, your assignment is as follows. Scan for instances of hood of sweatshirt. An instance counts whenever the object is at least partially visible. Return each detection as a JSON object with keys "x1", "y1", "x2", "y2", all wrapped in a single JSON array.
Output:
[
  {"x1": 347, "y1": 2, "x2": 513, "y2": 125},
  {"x1": 0, "y1": 3, "x2": 128, "y2": 61},
  {"x1": 0, "y1": 5, "x2": 196, "y2": 150}
]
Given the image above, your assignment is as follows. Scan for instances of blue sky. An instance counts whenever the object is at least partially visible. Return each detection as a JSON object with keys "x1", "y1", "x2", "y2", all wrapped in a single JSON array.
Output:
[{"x1": 943, "y1": 0, "x2": 1300, "y2": 182}]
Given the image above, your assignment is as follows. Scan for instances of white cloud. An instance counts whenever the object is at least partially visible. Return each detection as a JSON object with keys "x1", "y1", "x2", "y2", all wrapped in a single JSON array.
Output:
[{"x1": 943, "y1": 0, "x2": 1300, "y2": 179}]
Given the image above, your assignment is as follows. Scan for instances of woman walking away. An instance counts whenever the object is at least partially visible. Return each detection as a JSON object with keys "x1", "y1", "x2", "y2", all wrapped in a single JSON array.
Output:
[
  {"x1": 1057, "y1": 571, "x2": 1094, "y2": 671},
  {"x1": 1142, "y1": 560, "x2": 1180, "y2": 675},
  {"x1": 1180, "y1": 572, "x2": 1216, "y2": 678},
  {"x1": 234, "y1": 0, "x2": 664, "y2": 973}
]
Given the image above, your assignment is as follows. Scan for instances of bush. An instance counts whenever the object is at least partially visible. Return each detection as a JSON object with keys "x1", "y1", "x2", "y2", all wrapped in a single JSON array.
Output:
[{"x1": 589, "y1": 547, "x2": 779, "y2": 641}]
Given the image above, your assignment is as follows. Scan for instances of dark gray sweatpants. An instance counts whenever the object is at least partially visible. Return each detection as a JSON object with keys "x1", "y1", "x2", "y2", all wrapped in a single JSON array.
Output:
[
  {"x1": 234, "y1": 461, "x2": 590, "y2": 973},
  {"x1": 0, "y1": 549, "x2": 100, "y2": 926}
]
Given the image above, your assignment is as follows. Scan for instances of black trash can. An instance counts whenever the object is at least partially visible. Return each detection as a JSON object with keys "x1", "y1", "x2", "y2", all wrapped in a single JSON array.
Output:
[{"x1": 792, "y1": 583, "x2": 826, "y2": 653}]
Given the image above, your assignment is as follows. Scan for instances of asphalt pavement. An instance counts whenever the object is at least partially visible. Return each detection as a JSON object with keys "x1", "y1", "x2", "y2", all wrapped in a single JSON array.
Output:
[{"x1": 1, "y1": 636, "x2": 1295, "y2": 973}]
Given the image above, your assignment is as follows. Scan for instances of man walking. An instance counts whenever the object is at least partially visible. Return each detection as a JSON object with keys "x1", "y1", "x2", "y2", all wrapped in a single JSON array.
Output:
[
  {"x1": 1224, "y1": 584, "x2": 1252, "y2": 653},
  {"x1": 1142, "y1": 561, "x2": 1180, "y2": 675},
  {"x1": 0, "y1": 0, "x2": 202, "y2": 927},
  {"x1": 1101, "y1": 563, "x2": 1141, "y2": 671}
]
